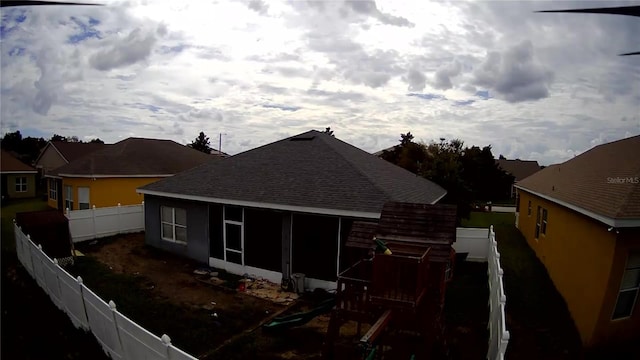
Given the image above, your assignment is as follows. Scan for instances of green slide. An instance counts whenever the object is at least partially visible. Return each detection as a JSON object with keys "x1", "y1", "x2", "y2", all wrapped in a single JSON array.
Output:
[{"x1": 263, "y1": 298, "x2": 335, "y2": 332}]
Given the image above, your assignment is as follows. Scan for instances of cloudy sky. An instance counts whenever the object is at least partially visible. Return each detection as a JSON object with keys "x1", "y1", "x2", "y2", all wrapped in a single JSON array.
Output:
[{"x1": 1, "y1": 0, "x2": 638, "y2": 165}]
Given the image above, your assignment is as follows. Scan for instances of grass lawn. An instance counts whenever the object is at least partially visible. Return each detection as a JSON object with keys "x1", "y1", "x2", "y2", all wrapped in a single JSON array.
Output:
[
  {"x1": 1, "y1": 197, "x2": 108, "y2": 360},
  {"x1": 462, "y1": 211, "x2": 583, "y2": 359}
]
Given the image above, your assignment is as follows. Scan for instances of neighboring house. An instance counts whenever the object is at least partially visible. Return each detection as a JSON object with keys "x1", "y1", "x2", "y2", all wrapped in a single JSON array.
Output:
[
  {"x1": 46, "y1": 138, "x2": 213, "y2": 211},
  {"x1": 137, "y1": 130, "x2": 447, "y2": 289},
  {"x1": 1, "y1": 149, "x2": 37, "y2": 200},
  {"x1": 34, "y1": 141, "x2": 106, "y2": 177},
  {"x1": 515, "y1": 135, "x2": 640, "y2": 349},
  {"x1": 497, "y1": 158, "x2": 542, "y2": 198}
]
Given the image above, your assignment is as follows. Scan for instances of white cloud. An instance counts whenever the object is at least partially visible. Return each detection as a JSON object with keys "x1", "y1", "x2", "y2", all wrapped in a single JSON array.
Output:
[{"x1": 0, "y1": 0, "x2": 637, "y2": 165}]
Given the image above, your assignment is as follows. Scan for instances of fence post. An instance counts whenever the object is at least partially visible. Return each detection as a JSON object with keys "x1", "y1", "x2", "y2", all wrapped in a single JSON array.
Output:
[
  {"x1": 162, "y1": 334, "x2": 172, "y2": 360},
  {"x1": 92, "y1": 205, "x2": 97, "y2": 239},
  {"x1": 109, "y1": 300, "x2": 125, "y2": 358},
  {"x1": 117, "y1": 203, "x2": 121, "y2": 235},
  {"x1": 77, "y1": 276, "x2": 90, "y2": 331},
  {"x1": 141, "y1": 201, "x2": 145, "y2": 230}
]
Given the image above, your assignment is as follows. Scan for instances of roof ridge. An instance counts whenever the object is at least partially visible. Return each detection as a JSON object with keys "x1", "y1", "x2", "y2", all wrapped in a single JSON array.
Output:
[
  {"x1": 316, "y1": 133, "x2": 407, "y2": 200},
  {"x1": 613, "y1": 161, "x2": 640, "y2": 218}
]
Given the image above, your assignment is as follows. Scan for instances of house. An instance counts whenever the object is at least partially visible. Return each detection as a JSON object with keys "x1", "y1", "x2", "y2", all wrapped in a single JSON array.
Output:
[
  {"x1": 1, "y1": 149, "x2": 37, "y2": 200},
  {"x1": 137, "y1": 130, "x2": 447, "y2": 289},
  {"x1": 46, "y1": 138, "x2": 213, "y2": 211},
  {"x1": 496, "y1": 158, "x2": 541, "y2": 198},
  {"x1": 515, "y1": 135, "x2": 640, "y2": 349},
  {"x1": 35, "y1": 141, "x2": 106, "y2": 177}
]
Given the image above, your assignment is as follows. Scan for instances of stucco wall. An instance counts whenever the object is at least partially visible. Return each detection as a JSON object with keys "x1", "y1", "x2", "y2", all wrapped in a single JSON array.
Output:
[
  {"x1": 143, "y1": 195, "x2": 210, "y2": 264},
  {"x1": 36, "y1": 147, "x2": 67, "y2": 175},
  {"x1": 5, "y1": 173, "x2": 36, "y2": 198},
  {"x1": 59, "y1": 177, "x2": 162, "y2": 210},
  {"x1": 592, "y1": 228, "x2": 640, "y2": 347},
  {"x1": 517, "y1": 190, "x2": 617, "y2": 346}
]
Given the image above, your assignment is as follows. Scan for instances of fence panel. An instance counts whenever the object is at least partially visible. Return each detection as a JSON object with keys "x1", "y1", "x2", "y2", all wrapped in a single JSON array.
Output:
[
  {"x1": 20, "y1": 233, "x2": 35, "y2": 277},
  {"x1": 30, "y1": 243, "x2": 47, "y2": 291},
  {"x1": 42, "y1": 256, "x2": 64, "y2": 310},
  {"x1": 487, "y1": 226, "x2": 510, "y2": 360},
  {"x1": 454, "y1": 227, "x2": 490, "y2": 261},
  {"x1": 14, "y1": 224, "x2": 27, "y2": 269},
  {"x1": 115, "y1": 311, "x2": 170, "y2": 360},
  {"x1": 67, "y1": 204, "x2": 144, "y2": 243},
  {"x1": 56, "y1": 266, "x2": 90, "y2": 330},
  {"x1": 82, "y1": 286, "x2": 124, "y2": 360},
  {"x1": 168, "y1": 345, "x2": 199, "y2": 360}
]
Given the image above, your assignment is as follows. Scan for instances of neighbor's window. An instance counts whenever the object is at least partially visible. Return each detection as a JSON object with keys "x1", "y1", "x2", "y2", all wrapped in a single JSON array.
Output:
[
  {"x1": 64, "y1": 185, "x2": 73, "y2": 211},
  {"x1": 541, "y1": 208, "x2": 548, "y2": 235},
  {"x1": 527, "y1": 201, "x2": 532, "y2": 216},
  {"x1": 612, "y1": 252, "x2": 640, "y2": 319},
  {"x1": 161, "y1": 206, "x2": 187, "y2": 243},
  {"x1": 535, "y1": 206, "x2": 541, "y2": 239},
  {"x1": 15, "y1": 177, "x2": 27, "y2": 192},
  {"x1": 78, "y1": 187, "x2": 90, "y2": 210},
  {"x1": 49, "y1": 179, "x2": 57, "y2": 200}
]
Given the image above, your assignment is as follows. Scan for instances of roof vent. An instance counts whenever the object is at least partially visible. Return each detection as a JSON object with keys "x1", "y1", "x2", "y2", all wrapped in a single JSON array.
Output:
[{"x1": 290, "y1": 135, "x2": 315, "y2": 141}]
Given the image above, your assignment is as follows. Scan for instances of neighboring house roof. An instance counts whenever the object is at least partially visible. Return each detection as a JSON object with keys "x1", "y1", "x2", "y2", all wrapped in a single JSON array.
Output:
[
  {"x1": 35, "y1": 141, "x2": 106, "y2": 165},
  {"x1": 52, "y1": 138, "x2": 215, "y2": 177},
  {"x1": 372, "y1": 145, "x2": 397, "y2": 156},
  {"x1": 209, "y1": 149, "x2": 230, "y2": 157},
  {"x1": 1, "y1": 149, "x2": 37, "y2": 173},
  {"x1": 139, "y1": 130, "x2": 447, "y2": 217},
  {"x1": 496, "y1": 159, "x2": 541, "y2": 181},
  {"x1": 516, "y1": 135, "x2": 640, "y2": 227}
]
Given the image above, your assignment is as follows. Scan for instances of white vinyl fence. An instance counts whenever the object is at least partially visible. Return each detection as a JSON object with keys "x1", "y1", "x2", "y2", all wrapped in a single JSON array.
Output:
[
  {"x1": 487, "y1": 225, "x2": 510, "y2": 360},
  {"x1": 13, "y1": 221, "x2": 197, "y2": 360},
  {"x1": 454, "y1": 227, "x2": 490, "y2": 261},
  {"x1": 66, "y1": 203, "x2": 144, "y2": 242}
]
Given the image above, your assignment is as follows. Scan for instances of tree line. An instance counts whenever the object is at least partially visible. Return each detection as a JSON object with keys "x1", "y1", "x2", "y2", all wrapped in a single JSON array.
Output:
[
  {"x1": 380, "y1": 132, "x2": 515, "y2": 221},
  {"x1": 0, "y1": 130, "x2": 104, "y2": 165}
]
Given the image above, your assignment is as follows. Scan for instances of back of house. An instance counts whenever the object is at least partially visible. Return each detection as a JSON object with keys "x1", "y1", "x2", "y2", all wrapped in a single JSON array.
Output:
[{"x1": 137, "y1": 130, "x2": 448, "y2": 290}]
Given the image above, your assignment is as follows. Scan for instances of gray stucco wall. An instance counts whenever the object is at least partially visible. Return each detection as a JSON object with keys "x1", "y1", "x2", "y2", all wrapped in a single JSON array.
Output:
[{"x1": 144, "y1": 195, "x2": 209, "y2": 264}]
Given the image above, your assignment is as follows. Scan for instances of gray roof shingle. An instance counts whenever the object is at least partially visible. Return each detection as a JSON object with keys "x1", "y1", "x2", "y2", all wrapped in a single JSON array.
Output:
[
  {"x1": 53, "y1": 138, "x2": 215, "y2": 176},
  {"x1": 140, "y1": 130, "x2": 447, "y2": 214}
]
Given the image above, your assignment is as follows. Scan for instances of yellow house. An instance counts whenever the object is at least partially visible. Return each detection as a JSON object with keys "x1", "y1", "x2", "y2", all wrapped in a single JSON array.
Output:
[
  {"x1": 515, "y1": 135, "x2": 640, "y2": 350},
  {"x1": 46, "y1": 138, "x2": 215, "y2": 211},
  {"x1": 1, "y1": 149, "x2": 37, "y2": 200}
]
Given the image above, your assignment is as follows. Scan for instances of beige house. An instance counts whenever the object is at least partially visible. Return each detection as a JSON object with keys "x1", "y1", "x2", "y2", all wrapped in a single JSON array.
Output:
[{"x1": 1, "y1": 149, "x2": 37, "y2": 199}]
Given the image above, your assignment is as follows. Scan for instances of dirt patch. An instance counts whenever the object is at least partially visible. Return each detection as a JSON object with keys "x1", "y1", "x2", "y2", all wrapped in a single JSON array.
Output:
[{"x1": 76, "y1": 233, "x2": 283, "y2": 314}]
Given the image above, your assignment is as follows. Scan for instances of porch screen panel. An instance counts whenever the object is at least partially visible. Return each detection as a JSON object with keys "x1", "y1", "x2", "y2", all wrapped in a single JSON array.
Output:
[
  {"x1": 244, "y1": 209, "x2": 282, "y2": 272},
  {"x1": 209, "y1": 204, "x2": 224, "y2": 259},
  {"x1": 292, "y1": 214, "x2": 339, "y2": 281}
]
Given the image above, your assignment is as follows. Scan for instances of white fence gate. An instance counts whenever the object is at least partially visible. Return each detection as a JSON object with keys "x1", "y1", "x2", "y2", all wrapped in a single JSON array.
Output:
[
  {"x1": 13, "y1": 221, "x2": 197, "y2": 360},
  {"x1": 66, "y1": 203, "x2": 145, "y2": 242}
]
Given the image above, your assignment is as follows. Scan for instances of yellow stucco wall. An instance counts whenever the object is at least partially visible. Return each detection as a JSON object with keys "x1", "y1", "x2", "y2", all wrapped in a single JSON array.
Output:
[
  {"x1": 50, "y1": 177, "x2": 164, "y2": 210},
  {"x1": 517, "y1": 190, "x2": 617, "y2": 346},
  {"x1": 592, "y1": 229, "x2": 640, "y2": 347},
  {"x1": 5, "y1": 173, "x2": 36, "y2": 198}
]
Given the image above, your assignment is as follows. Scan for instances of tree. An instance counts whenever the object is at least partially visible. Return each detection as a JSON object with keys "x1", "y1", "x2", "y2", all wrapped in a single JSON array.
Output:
[
  {"x1": 1, "y1": 130, "x2": 23, "y2": 151},
  {"x1": 66, "y1": 136, "x2": 81, "y2": 143},
  {"x1": 188, "y1": 131, "x2": 212, "y2": 154},
  {"x1": 89, "y1": 138, "x2": 104, "y2": 144},
  {"x1": 323, "y1": 127, "x2": 334, "y2": 136},
  {"x1": 498, "y1": 154, "x2": 506, "y2": 160},
  {"x1": 51, "y1": 134, "x2": 66, "y2": 142}
]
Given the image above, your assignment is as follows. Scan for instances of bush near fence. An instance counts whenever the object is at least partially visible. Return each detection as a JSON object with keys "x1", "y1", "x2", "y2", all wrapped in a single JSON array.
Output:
[{"x1": 13, "y1": 221, "x2": 197, "y2": 360}]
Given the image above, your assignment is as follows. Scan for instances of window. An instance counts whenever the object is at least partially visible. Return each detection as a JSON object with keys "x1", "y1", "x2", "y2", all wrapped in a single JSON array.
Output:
[
  {"x1": 49, "y1": 179, "x2": 57, "y2": 200},
  {"x1": 15, "y1": 177, "x2": 27, "y2": 192},
  {"x1": 613, "y1": 252, "x2": 640, "y2": 319},
  {"x1": 78, "y1": 187, "x2": 90, "y2": 210},
  {"x1": 541, "y1": 209, "x2": 548, "y2": 235},
  {"x1": 64, "y1": 185, "x2": 73, "y2": 211},
  {"x1": 161, "y1": 206, "x2": 187, "y2": 243},
  {"x1": 527, "y1": 200, "x2": 532, "y2": 216},
  {"x1": 535, "y1": 206, "x2": 541, "y2": 239}
]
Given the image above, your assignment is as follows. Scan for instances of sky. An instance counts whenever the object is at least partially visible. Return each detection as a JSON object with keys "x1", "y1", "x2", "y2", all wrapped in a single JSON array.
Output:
[{"x1": 1, "y1": 0, "x2": 638, "y2": 165}]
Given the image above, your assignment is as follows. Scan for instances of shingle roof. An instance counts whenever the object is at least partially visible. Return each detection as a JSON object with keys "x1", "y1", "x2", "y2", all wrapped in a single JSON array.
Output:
[
  {"x1": 496, "y1": 159, "x2": 541, "y2": 181},
  {"x1": 517, "y1": 135, "x2": 640, "y2": 220},
  {"x1": 1, "y1": 150, "x2": 36, "y2": 173},
  {"x1": 53, "y1": 138, "x2": 215, "y2": 176},
  {"x1": 140, "y1": 130, "x2": 447, "y2": 214},
  {"x1": 50, "y1": 141, "x2": 106, "y2": 163}
]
